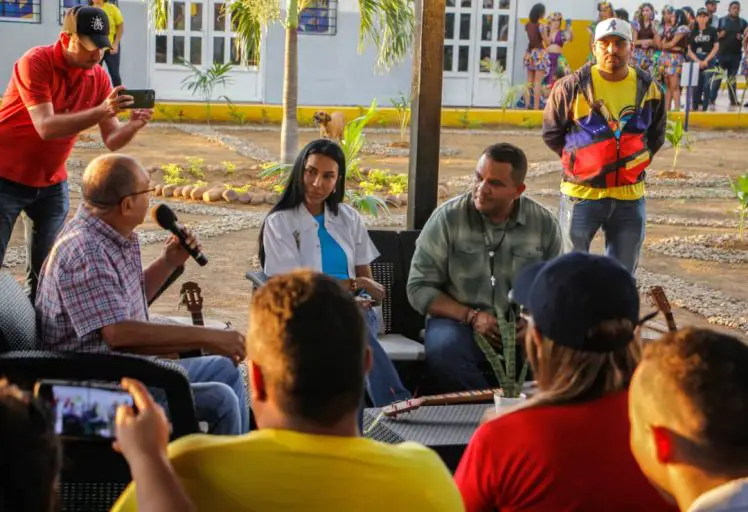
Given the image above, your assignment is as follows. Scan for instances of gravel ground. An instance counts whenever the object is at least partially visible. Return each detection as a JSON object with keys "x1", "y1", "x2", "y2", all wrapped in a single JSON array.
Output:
[
  {"x1": 636, "y1": 268, "x2": 748, "y2": 335},
  {"x1": 173, "y1": 124, "x2": 274, "y2": 162},
  {"x1": 647, "y1": 234, "x2": 748, "y2": 264}
]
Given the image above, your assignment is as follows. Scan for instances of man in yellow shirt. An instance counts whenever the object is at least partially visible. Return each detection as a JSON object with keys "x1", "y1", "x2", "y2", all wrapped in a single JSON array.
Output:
[
  {"x1": 91, "y1": 0, "x2": 124, "y2": 86},
  {"x1": 112, "y1": 270, "x2": 464, "y2": 512},
  {"x1": 542, "y1": 18, "x2": 666, "y2": 272}
]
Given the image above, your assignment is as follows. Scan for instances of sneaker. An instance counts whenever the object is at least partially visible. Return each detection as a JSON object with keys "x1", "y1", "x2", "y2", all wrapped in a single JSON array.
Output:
[
  {"x1": 728, "y1": 105, "x2": 738, "y2": 112},
  {"x1": 709, "y1": 104, "x2": 717, "y2": 111}
]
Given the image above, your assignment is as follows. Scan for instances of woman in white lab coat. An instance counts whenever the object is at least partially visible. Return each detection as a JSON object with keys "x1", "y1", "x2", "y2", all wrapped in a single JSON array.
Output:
[{"x1": 258, "y1": 139, "x2": 411, "y2": 407}]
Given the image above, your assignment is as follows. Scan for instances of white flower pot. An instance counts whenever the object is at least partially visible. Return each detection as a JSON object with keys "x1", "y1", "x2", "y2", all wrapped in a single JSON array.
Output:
[{"x1": 494, "y1": 393, "x2": 527, "y2": 414}]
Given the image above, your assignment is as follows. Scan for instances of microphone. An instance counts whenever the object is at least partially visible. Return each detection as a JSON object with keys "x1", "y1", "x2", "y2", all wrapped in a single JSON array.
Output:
[{"x1": 151, "y1": 204, "x2": 208, "y2": 266}]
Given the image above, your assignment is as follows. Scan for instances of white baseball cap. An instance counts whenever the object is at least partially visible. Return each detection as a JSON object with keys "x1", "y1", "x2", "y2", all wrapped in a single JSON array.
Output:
[{"x1": 594, "y1": 18, "x2": 633, "y2": 42}]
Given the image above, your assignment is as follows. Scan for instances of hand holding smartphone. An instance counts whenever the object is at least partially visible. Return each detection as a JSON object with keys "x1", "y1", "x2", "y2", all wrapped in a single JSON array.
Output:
[{"x1": 117, "y1": 89, "x2": 156, "y2": 109}]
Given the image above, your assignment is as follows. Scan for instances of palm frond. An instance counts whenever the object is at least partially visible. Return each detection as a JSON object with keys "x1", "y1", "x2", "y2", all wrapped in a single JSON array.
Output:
[
  {"x1": 358, "y1": 0, "x2": 415, "y2": 69},
  {"x1": 148, "y1": 0, "x2": 169, "y2": 31},
  {"x1": 227, "y1": 0, "x2": 280, "y2": 65}
]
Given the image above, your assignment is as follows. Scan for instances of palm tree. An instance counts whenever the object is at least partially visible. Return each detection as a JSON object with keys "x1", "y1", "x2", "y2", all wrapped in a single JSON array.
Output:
[{"x1": 150, "y1": 0, "x2": 415, "y2": 164}]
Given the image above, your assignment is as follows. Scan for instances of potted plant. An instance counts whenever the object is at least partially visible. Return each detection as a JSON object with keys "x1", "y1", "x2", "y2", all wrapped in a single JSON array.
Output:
[{"x1": 473, "y1": 306, "x2": 529, "y2": 412}]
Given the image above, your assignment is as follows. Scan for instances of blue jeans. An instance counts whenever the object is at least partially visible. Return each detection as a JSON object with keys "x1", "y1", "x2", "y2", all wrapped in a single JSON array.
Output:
[
  {"x1": 710, "y1": 53, "x2": 742, "y2": 106},
  {"x1": 693, "y1": 60, "x2": 716, "y2": 110},
  {"x1": 559, "y1": 195, "x2": 646, "y2": 273},
  {"x1": 424, "y1": 317, "x2": 492, "y2": 392},
  {"x1": 102, "y1": 46, "x2": 122, "y2": 87},
  {"x1": 175, "y1": 356, "x2": 249, "y2": 435},
  {"x1": 0, "y1": 178, "x2": 69, "y2": 301},
  {"x1": 362, "y1": 308, "x2": 411, "y2": 405}
]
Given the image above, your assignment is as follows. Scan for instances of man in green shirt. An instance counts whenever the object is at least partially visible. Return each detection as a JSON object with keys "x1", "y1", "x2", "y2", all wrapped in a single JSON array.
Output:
[{"x1": 407, "y1": 143, "x2": 563, "y2": 392}]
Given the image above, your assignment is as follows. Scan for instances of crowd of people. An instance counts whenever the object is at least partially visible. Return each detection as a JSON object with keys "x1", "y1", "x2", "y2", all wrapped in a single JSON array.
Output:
[
  {"x1": 1, "y1": 3, "x2": 748, "y2": 512},
  {"x1": 524, "y1": 0, "x2": 748, "y2": 111}
]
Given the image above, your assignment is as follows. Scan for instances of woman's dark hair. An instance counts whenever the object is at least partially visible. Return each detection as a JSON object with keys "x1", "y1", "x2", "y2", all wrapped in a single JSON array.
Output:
[
  {"x1": 257, "y1": 139, "x2": 347, "y2": 268},
  {"x1": 682, "y1": 6, "x2": 695, "y2": 21},
  {"x1": 636, "y1": 2, "x2": 655, "y2": 25},
  {"x1": 673, "y1": 8, "x2": 689, "y2": 27},
  {"x1": 528, "y1": 3, "x2": 545, "y2": 23},
  {"x1": 614, "y1": 8, "x2": 629, "y2": 21}
]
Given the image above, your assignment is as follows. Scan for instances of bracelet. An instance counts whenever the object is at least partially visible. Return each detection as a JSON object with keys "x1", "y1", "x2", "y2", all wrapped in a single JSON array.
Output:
[{"x1": 463, "y1": 308, "x2": 479, "y2": 326}]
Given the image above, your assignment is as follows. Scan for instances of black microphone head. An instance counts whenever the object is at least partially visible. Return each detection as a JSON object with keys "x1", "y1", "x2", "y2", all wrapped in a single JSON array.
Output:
[{"x1": 152, "y1": 204, "x2": 178, "y2": 229}]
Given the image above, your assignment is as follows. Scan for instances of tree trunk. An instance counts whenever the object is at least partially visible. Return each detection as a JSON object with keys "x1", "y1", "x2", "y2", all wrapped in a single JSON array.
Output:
[{"x1": 280, "y1": 0, "x2": 299, "y2": 164}]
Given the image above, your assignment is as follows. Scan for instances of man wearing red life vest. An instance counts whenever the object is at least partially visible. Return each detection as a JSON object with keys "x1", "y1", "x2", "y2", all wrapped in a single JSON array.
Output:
[{"x1": 543, "y1": 18, "x2": 666, "y2": 273}]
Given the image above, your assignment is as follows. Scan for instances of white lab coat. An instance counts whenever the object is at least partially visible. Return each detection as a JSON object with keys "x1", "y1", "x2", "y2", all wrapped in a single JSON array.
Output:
[{"x1": 262, "y1": 203, "x2": 379, "y2": 278}]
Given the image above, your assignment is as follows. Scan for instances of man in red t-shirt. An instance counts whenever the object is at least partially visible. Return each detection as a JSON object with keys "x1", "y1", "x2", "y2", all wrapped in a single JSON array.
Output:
[
  {"x1": 454, "y1": 252, "x2": 676, "y2": 512},
  {"x1": 0, "y1": 5, "x2": 151, "y2": 299}
]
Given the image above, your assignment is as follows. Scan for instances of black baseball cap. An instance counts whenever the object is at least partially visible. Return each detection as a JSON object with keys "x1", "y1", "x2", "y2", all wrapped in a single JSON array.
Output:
[
  {"x1": 62, "y1": 6, "x2": 112, "y2": 50},
  {"x1": 705, "y1": 0, "x2": 719, "y2": 5},
  {"x1": 512, "y1": 253, "x2": 646, "y2": 353}
]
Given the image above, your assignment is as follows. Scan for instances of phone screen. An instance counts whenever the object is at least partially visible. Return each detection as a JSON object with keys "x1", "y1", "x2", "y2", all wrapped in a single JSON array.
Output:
[
  {"x1": 119, "y1": 89, "x2": 155, "y2": 109},
  {"x1": 35, "y1": 380, "x2": 133, "y2": 440}
]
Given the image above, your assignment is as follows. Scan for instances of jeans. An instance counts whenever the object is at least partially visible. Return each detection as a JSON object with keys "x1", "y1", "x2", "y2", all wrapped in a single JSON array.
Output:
[
  {"x1": 710, "y1": 53, "x2": 742, "y2": 106},
  {"x1": 424, "y1": 317, "x2": 493, "y2": 392},
  {"x1": 559, "y1": 195, "x2": 646, "y2": 274},
  {"x1": 175, "y1": 356, "x2": 249, "y2": 435},
  {"x1": 102, "y1": 47, "x2": 122, "y2": 87},
  {"x1": 693, "y1": 60, "x2": 716, "y2": 111},
  {"x1": 362, "y1": 308, "x2": 411, "y2": 405},
  {"x1": 0, "y1": 178, "x2": 69, "y2": 301}
]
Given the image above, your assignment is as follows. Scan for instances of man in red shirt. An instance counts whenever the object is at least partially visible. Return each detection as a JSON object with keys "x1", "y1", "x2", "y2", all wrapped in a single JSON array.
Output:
[
  {"x1": 454, "y1": 252, "x2": 676, "y2": 512},
  {"x1": 0, "y1": 5, "x2": 151, "y2": 299}
]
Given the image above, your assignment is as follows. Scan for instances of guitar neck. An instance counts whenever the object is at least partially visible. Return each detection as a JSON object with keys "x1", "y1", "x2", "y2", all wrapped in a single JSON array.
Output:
[
  {"x1": 190, "y1": 311, "x2": 205, "y2": 327},
  {"x1": 422, "y1": 388, "x2": 502, "y2": 407},
  {"x1": 664, "y1": 313, "x2": 677, "y2": 332}
]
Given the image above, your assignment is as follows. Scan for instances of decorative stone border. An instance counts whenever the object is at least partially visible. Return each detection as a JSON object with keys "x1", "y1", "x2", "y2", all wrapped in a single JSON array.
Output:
[{"x1": 647, "y1": 234, "x2": 748, "y2": 264}]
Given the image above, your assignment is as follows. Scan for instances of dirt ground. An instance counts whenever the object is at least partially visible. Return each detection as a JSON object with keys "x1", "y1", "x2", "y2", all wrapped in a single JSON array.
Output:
[{"x1": 4, "y1": 124, "x2": 747, "y2": 338}]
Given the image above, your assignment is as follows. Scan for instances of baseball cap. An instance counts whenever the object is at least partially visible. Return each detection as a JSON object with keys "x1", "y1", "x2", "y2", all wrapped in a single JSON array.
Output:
[
  {"x1": 697, "y1": 7, "x2": 710, "y2": 14},
  {"x1": 594, "y1": 17, "x2": 633, "y2": 42},
  {"x1": 62, "y1": 6, "x2": 112, "y2": 50},
  {"x1": 705, "y1": 0, "x2": 719, "y2": 5},
  {"x1": 512, "y1": 253, "x2": 647, "y2": 353}
]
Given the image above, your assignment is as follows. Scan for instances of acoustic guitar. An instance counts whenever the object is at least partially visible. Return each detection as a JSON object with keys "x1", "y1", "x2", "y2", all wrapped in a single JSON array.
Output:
[
  {"x1": 382, "y1": 388, "x2": 504, "y2": 418},
  {"x1": 649, "y1": 286, "x2": 678, "y2": 333},
  {"x1": 179, "y1": 281, "x2": 206, "y2": 359}
]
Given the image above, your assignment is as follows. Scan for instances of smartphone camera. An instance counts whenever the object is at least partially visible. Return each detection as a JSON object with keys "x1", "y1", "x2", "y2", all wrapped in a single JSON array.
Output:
[{"x1": 34, "y1": 380, "x2": 134, "y2": 440}]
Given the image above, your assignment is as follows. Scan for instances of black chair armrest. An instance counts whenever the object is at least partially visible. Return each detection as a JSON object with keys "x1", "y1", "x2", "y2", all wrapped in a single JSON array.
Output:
[
  {"x1": 0, "y1": 351, "x2": 199, "y2": 439},
  {"x1": 246, "y1": 270, "x2": 269, "y2": 289},
  {"x1": 148, "y1": 265, "x2": 185, "y2": 306}
]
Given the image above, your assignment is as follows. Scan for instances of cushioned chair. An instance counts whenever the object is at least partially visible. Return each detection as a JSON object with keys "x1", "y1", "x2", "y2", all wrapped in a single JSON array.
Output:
[{"x1": 0, "y1": 272, "x2": 199, "y2": 512}]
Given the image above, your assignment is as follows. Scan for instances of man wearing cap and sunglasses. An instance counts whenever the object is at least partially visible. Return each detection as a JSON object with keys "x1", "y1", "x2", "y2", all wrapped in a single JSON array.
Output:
[
  {"x1": 455, "y1": 252, "x2": 675, "y2": 512},
  {"x1": 543, "y1": 18, "x2": 666, "y2": 275},
  {"x1": 0, "y1": 6, "x2": 152, "y2": 300}
]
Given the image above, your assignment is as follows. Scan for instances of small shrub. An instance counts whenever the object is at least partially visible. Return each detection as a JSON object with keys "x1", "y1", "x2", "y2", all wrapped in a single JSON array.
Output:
[
  {"x1": 259, "y1": 162, "x2": 293, "y2": 187},
  {"x1": 345, "y1": 189, "x2": 389, "y2": 217},
  {"x1": 161, "y1": 163, "x2": 188, "y2": 186},
  {"x1": 227, "y1": 183, "x2": 251, "y2": 194},
  {"x1": 221, "y1": 96, "x2": 248, "y2": 126},
  {"x1": 186, "y1": 157, "x2": 206, "y2": 180},
  {"x1": 729, "y1": 172, "x2": 748, "y2": 241},
  {"x1": 222, "y1": 161, "x2": 237, "y2": 175},
  {"x1": 665, "y1": 119, "x2": 692, "y2": 173},
  {"x1": 390, "y1": 92, "x2": 411, "y2": 143}
]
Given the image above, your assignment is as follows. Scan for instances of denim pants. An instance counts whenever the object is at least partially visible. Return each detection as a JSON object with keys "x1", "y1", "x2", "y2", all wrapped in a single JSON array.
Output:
[
  {"x1": 710, "y1": 53, "x2": 742, "y2": 106},
  {"x1": 102, "y1": 47, "x2": 122, "y2": 87},
  {"x1": 362, "y1": 308, "x2": 411, "y2": 405},
  {"x1": 424, "y1": 317, "x2": 492, "y2": 392},
  {"x1": 558, "y1": 195, "x2": 646, "y2": 273},
  {"x1": 0, "y1": 178, "x2": 69, "y2": 301},
  {"x1": 693, "y1": 60, "x2": 716, "y2": 110},
  {"x1": 175, "y1": 356, "x2": 250, "y2": 435}
]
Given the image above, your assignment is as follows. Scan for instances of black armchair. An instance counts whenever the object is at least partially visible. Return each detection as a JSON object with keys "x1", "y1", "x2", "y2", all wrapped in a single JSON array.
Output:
[{"x1": 0, "y1": 272, "x2": 199, "y2": 512}]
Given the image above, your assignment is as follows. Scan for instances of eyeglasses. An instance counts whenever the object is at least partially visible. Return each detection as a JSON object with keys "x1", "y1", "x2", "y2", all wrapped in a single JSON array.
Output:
[{"x1": 86, "y1": 187, "x2": 156, "y2": 208}]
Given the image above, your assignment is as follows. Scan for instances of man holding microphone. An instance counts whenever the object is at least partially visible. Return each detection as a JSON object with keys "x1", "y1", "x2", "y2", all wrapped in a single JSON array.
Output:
[{"x1": 0, "y1": 5, "x2": 152, "y2": 300}]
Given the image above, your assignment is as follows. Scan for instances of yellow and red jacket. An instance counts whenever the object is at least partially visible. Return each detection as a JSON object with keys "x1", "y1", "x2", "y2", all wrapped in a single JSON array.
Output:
[{"x1": 542, "y1": 64, "x2": 666, "y2": 189}]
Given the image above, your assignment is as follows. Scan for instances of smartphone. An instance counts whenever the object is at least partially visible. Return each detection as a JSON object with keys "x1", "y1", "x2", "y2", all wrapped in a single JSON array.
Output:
[
  {"x1": 34, "y1": 379, "x2": 134, "y2": 440},
  {"x1": 118, "y1": 89, "x2": 155, "y2": 109}
]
